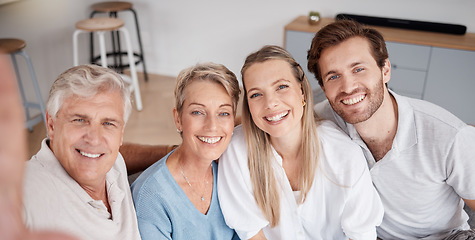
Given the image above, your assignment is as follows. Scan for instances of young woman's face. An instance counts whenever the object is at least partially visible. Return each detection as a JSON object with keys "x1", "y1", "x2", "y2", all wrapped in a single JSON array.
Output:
[
  {"x1": 244, "y1": 59, "x2": 305, "y2": 139},
  {"x1": 174, "y1": 80, "x2": 235, "y2": 161}
]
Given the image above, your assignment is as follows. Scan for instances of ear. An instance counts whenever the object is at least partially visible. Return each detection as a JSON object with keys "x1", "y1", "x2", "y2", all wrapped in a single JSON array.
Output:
[
  {"x1": 173, "y1": 108, "x2": 182, "y2": 132},
  {"x1": 45, "y1": 111, "x2": 55, "y2": 140},
  {"x1": 382, "y1": 59, "x2": 391, "y2": 84},
  {"x1": 119, "y1": 124, "x2": 125, "y2": 146}
]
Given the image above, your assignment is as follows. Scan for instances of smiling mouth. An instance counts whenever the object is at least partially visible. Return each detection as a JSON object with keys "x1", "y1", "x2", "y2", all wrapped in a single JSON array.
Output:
[
  {"x1": 77, "y1": 149, "x2": 103, "y2": 158},
  {"x1": 342, "y1": 94, "x2": 366, "y2": 105},
  {"x1": 265, "y1": 111, "x2": 289, "y2": 122},
  {"x1": 197, "y1": 136, "x2": 222, "y2": 144}
]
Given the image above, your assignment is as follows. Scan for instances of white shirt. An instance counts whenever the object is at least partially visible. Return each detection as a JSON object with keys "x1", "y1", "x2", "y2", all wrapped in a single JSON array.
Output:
[
  {"x1": 218, "y1": 121, "x2": 383, "y2": 240},
  {"x1": 315, "y1": 91, "x2": 475, "y2": 239},
  {"x1": 23, "y1": 139, "x2": 141, "y2": 240}
]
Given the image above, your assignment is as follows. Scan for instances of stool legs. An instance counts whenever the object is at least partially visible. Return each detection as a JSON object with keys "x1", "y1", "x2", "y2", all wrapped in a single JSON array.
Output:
[
  {"x1": 73, "y1": 28, "x2": 143, "y2": 111},
  {"x1": 120, "y1": 27, "x2": 143, "y2": 111},
  {"x1": 89, "y1": 9, "x2": 148, "y2": 81},
  {"x1": 129, "y1": 8, "x2": 148, "y2": 81},
  {"x1": 10, "y1": 50, "x2": 47, "y2": 131}
]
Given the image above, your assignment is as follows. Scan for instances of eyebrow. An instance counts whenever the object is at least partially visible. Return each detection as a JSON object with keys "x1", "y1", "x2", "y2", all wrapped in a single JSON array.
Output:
[
  {"x1": 69, "y1": 114, "x2": 122, "y2": 123},
  {"x1": 188, "y1": 102, "x2": 233, "y2": 108},
  {"x1": 69, "y1": 113, "x2": 88, "y2": 119},
  {"x1": 103, "y1": 117, "x2": 122, "y2": 123}
]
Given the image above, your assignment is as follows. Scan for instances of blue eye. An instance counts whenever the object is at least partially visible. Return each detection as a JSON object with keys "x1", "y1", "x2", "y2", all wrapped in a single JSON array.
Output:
[
  {"x1": 219, "y1": 112, "x2": 230, "y2": 117},
  {"x1": 328, "y1": 75, "x2": 339, "y2": 81},
  {"x1": 278, "y1": 85, "x2": 288, "y2": 90},
  {"x1": 249, "y1": 93, "x2": 261, "y2": 99},
  {"x1": 104, "y1": 122, "x2": 115, "y2": 126},
  {"x1": 191, "y1": 111, "x2": 202, "y2": 115},
  {"x1": 73, "y1": 118, "x2": 85, "y2": 123},
  {"x1": 355, "y1": 67, "x2": 364, "y2": 73}
]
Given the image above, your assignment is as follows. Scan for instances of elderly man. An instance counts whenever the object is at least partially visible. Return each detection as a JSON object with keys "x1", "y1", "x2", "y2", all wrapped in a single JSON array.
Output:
[
  {"x1": 307, "y1": 20, "x2": 475, "y2": 239},
  {"x1": 22, "y1": 64, "x2": 140, "y2": 240}
]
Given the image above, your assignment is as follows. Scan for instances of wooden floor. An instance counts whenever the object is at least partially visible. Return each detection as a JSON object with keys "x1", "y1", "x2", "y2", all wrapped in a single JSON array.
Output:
[{"x1": 26, "y1": 72, "x2": 183, "y2": 159}]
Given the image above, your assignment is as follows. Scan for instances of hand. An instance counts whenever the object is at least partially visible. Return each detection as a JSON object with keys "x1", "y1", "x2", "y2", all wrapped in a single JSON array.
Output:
[{"x1": 0, "y1": 54, "x2": 78, "y2": 240}]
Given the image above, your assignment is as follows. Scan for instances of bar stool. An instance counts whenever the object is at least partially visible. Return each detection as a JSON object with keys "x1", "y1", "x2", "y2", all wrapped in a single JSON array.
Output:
[
  {"x1": 89, "y1": 1, "x2": 148, "y2": 81},
  {"x1": 73, "y1": 17, "x2": 143, "y2": 111},
  {"x1": 0, "y1": 38, "x2": 46, "y2": 131}
]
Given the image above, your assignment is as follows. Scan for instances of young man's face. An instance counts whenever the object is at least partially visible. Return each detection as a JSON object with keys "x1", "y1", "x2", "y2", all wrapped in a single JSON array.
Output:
[
  {"x1": 318, "y1": 36, "x2": 390, "y2": 124},
  {"x1": 46, "y1": 91, "x2": 125, "y2": 189}
]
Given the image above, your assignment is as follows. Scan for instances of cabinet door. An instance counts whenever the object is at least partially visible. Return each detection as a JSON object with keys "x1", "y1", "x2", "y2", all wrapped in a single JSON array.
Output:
[
  {"x1": 285, "y1": 30, "x2": 328, "y2": 103},
  {"x1": 389, "y1": 68, "x2": 427, "y2": 99},
  {"x1": 386, "y1": 42, "x2": 431, "y2": 99},
  {"x1": 424, "y1": 47, "x2": 475, "y2": 124}
]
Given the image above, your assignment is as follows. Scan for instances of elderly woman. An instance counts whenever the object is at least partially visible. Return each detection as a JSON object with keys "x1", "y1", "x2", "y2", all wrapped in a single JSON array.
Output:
[
  {"x1": 217, "y1": 46, "x2": 384, "y2": 240},
  {"x1": 131, "y1": 63, "x2": 240, "y2": 240}
]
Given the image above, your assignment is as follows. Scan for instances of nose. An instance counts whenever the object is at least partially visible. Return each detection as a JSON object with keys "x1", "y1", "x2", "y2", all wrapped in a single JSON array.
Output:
[
  {"x1": 84, "y1": 123, "x2": 102, "y2": 145},
  {"x1": 340, "y1": 75, "x2": 357, "y2": 94},
  {"x1": 264, "y1": 93, "x2": 278, "y2": 109},
  {"x1": 204, "y1": 114, "x2": 218, "y2": 131}
]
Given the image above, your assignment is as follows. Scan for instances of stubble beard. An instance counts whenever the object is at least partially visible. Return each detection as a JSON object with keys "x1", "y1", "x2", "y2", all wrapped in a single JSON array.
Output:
[{"x1": 330, "y1": 76, "x2": 385, "y2": 124}]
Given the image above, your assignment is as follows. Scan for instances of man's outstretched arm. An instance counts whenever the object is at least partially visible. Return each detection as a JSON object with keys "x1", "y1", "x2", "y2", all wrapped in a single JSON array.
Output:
[{"x1": 0, "y1": 54, "x2": 77, "y2": 240}]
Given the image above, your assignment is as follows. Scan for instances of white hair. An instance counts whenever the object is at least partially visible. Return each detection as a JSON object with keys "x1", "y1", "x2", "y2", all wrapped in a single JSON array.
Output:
[{"x1": 46, "y1": 64, "x2": 132, "y2": 122}]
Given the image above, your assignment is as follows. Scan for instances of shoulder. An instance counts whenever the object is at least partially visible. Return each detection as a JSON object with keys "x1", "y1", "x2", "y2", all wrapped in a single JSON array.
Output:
[
  {"x1": 314, "y1": 100, "x2": 335, "y2": 121},
  {"x1": 131, "y1": 155, "x2": 170, "y2": 202},
  {"x1": 317, "y1": 120, "x2": 358, "y2": 151},
  {"x1": 229, "y1": 124, "x2": 245, "y2": 144},
  {"x1": 316, "y1": 120, "x2": 367, "y2": 186},
  {"x1": 24, "y1": 151, "x2": 59, "y2": 193},
  {"x1": 23, "y1": 152, "x2": 65, "y2": 225},
  {"x1": 221, "y1": 125, "x2": 247, "y2": 164},
  {"x1": 398, "y1": 94, "x2": 466, "y2": 130}
]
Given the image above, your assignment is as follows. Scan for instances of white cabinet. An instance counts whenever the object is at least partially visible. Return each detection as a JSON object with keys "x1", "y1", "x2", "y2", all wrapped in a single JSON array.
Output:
[
  {"x1": 386, "y1": 42, "x2": 431, "y2": 99},
  {"x1": 386, "y1": 42, "x2": 475, "y2": 124},
  {"x1": 284, "y1": 30, "x2": 327, "y2": 104},
  {"x1": 424, "y1": 47, "x2": 475, "y2": 124}
]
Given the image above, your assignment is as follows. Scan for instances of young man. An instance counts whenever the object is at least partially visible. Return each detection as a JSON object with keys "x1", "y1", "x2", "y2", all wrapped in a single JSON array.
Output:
[
  {"x1": 22, "y1": 65, "x2": 141, "y2": 240},
  {"x1": 307, "y1": 19, "x2": 475, "y2": 239}
]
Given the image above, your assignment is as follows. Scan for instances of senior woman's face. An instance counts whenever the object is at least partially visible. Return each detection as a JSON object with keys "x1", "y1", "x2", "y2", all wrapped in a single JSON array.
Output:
[
  {"x1": 175, "y1": 80, "x2": 234, "y2": 161},
  {"x1": 244, "y1": 59, "x2": 304, "y2": 139}
]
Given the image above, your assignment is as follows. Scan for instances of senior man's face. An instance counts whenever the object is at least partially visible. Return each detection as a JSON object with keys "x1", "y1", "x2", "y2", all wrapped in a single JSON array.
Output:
[{"x1": 46, "y1": 90, "x2": 125, "y2": 189}]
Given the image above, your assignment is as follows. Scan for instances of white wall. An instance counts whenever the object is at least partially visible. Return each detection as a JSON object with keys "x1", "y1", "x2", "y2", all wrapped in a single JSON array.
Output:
[{"x1": 1, "y1": 0, "x2": 474, "y2": 105}]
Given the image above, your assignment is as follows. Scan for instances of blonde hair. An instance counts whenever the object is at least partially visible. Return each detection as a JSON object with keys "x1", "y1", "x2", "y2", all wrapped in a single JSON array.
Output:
[
  {"x1": 174, "y1": 62, "x2": 240, "y2": 118},
  {"x1": 241, "y1": 45, "x2": 320, "y2": 226}
]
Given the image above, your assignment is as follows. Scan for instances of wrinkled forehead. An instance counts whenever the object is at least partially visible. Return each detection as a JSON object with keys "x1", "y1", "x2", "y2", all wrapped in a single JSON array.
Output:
[{"x1": 58, "y1": 91, "x2": 125, "y2": 119}]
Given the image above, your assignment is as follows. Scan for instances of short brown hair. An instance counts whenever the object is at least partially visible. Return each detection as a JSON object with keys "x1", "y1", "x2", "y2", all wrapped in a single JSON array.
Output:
[{"x1": 307, "y1": 20, "x2": 388, "y2": 86}]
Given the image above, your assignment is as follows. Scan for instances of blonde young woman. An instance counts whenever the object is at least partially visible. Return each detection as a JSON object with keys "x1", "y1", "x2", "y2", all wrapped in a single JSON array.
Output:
[
  {"x1": 217, "y1": 46, "x2": 384, "y2": 240},
  {"x1": 131, "y1": 63, "x2": 240, "y2": 240}
]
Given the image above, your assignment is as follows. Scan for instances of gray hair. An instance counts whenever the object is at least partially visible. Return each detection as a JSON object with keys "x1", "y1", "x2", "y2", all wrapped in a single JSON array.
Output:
[{"x1": 46, "y1": 64, "x2": 132, "y2": 122}]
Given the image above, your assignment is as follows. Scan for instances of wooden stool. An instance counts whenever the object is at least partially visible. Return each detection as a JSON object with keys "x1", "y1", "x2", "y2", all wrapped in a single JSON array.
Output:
[
  {"x1": 89, "y1": 1, "x2": 148, "y2": 81},
  {"x1": 0, "y1": 38, "x2": 46, "y2": 131},
  {"x1": 73, "y1": 17, "x2": 143, "y2": 111}
]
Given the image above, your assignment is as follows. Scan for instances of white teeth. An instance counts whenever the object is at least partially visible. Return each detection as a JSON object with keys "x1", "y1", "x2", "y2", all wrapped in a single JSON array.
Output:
[
  {"x1": 342, "y1": 95, "x2": 365, "y2": 105},
  {"x1": 266, "y1": 111, "x2": 288, "y2": 122},
  {"x1": 198, "y1": 136, "x2": 221, "y2": 144},
  {"x1": 79, "y1": 150, "x2": 101, "y2": 158}
]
